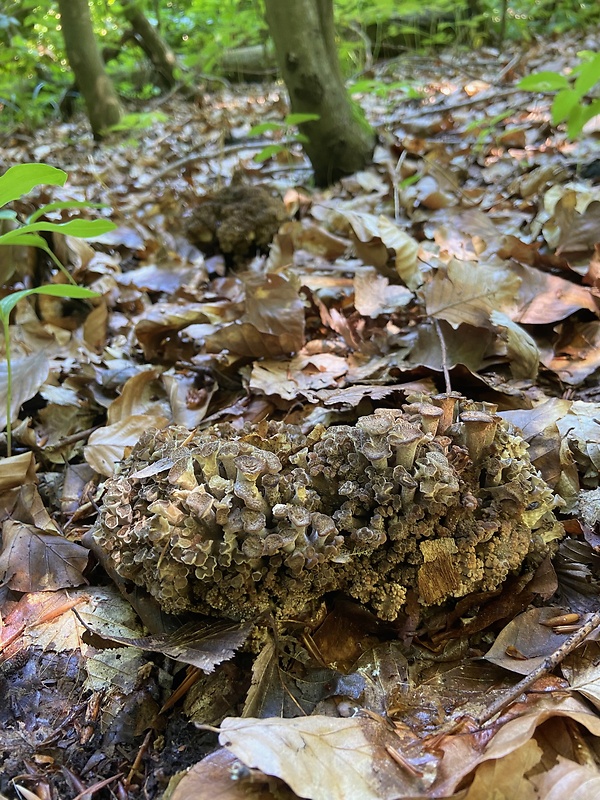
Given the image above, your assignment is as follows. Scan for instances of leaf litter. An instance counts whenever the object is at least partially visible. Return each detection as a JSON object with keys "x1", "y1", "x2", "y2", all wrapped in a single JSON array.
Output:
[{"x1": 3, "y1": 27, "x2": 600, "y2": 800}]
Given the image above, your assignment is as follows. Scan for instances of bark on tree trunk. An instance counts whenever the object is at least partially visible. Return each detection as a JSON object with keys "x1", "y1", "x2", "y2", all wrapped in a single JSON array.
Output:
[
  {"x1": 57, "y1": 0, "x2": 122, "y2": 137},
  {"x1": 119, "y1": 0, "x2": 178, "y2": 89},
  {"x1": 264, "y1": 0, "x2": 375, "y2": 186}
]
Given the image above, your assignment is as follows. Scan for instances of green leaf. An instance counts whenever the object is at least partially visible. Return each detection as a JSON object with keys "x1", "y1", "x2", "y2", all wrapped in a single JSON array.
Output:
[
  {"x1": 551, "y1": 89, "x2": 581, "y2": 124},
  {"x1": 0, "y1": 164, "x2": 67, "y2": 208},
  {"x1": 0, "y1": 285, "x2": 99, "y2": 320},
  {"x1": 253, "y1": 144, "x2": 286, "y2": 163},
  {"x1": 0, "y1": 231, "x2": 48, "y2": 249},
  {"x1": 574, "y1": 52, "x2": 600, "y2": 96},
  {"x1": 248, "y1": 121, "x2": 283, "y2": 136},
  {"x1": 566, "y1": 105, "x2": 586, "y2": 139},
  {"x1": 284, "y1": 113, "x2": 320, "y2": 125},
  {"x1": 518, "y1": 71, "x2": 570, "y2": 92},
  {"x1": 28, "y1": 200, "x2": 111, "y2": 224},
  {"x1": 0, "y1": 218, "x2": 116, "y2": 243}
]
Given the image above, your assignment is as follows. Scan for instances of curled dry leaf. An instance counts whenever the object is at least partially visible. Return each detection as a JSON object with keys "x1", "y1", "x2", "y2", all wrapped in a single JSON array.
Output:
[
  {"x1": 512, "y1": 263, "x2": 598, "y2": 325},
  {"x1": 336, "y1": 209, "x2": 421, "y2": 289},
  {"x1": 489, "y1": 311, "x2": 540, "y2": 380},
  {"x1": 0, "y1": 451, "x2": 36, "y2": 491},
  {"x1": 0, "y1": 349, "x2": 49, "y2": 428},
  {"x1": 205, "y1": 321, "x2": 300, "y2": 358},
  {"x1": 531, "y1": 755, "x2": 600, "y2": 799},
  {"x1": 249, "y1": 353, "x2": 349, "y2": 400},
  {"x1": 106, "y1": 367, "x2": 168, "y2": 424},
  {"x1": 461, "y1": 739, "x2": 541, "y2": 800},
  {"x1": 0, "y1": 520, "x2": 89, "y2": 592},
  {"x1": 84, "y1": 414, "x2": 169, "y2": 475}
]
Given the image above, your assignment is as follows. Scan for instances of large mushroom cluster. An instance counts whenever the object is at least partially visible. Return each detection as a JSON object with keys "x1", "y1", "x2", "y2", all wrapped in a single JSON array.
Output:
[{"x1": 94, "y1": 394, "x2": 562, "y2": 621}]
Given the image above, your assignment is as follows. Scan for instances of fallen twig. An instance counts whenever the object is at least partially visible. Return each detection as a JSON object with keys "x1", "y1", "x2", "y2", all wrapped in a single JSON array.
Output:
[{"x1": 475, "y1": 610, "x2": 600, "y2": 728}]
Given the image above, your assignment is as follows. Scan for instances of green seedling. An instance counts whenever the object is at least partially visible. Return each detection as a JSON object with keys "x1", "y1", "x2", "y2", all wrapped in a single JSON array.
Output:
[
  {"x1": 518, "y1": 50, "x2": 600, "y2": 139},
  {"x1": 0, "y1": 163, "x2": 114, "y2": 454},
  {"x1": 249, "y1": 112, "x2": 320, "y2": 163}
]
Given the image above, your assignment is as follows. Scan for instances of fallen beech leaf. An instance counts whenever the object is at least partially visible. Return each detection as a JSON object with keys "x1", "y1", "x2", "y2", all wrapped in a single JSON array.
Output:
[
  {"x1": 244, "y1": 273, "x2": 305, "y2": 352},
  {"x1": 422, "y1": 259, "x2": 520, "y2": 328},
  {"x1": 512, "y1": 263, "x2": 598, "y2": 324},
  {"x1": 561, "y1": 641, "x2": 600, "y2": 712},
  {"x1": 531, "y1": 755, "x2": 600, "y2": 799},
  {"x1": 171, "y1": 749, "x2": 292, "y2": 800},
  {"x1": 485, "y1": 607, "x2": 578, "y2": 675},
  {"x1": 0, "y1": 520, "x2": 89, "y2": 591},
  {"x1": 84, "y1": 414, "x2": 169, "y2": 475},
  {"x1": 490, "y1": 311, "x2": 539, "y2": 379},
  {"x1": 106, "y1": 367, "x2": 168, "y2": 424},
  {"x1": 205, "y1": 321, "x2": 298, "y2": 358},
  {"x1": 540, "y1": 321, "x2": 600, "y2": 385},
  {"x1": 0, "y1": 451, "x2": 36, "y2": 490},
  {"x1": 250, "y1": 354, "x2": 348, "y2": 400},
  {"x1": 434, "y1": 694, "x2": 600, "y2": 796},
  {"x1": 79, "y1": 618, "x2": 254, "y2": 672},
  {"x1": 0, "y1": 350, "x2": 49, "y2": 427},
  {"x1": 461, "y1": 739, "x2": 541, "y2": 800},
  {"x1": 353, "y1": 268, "x2": 413, "y2": 316},
  {"x1": 220, "y1": 715, "x2": 438, "y2": 800},
  {"x1": 338, "y1": 209, "x2": 422, "y2": 289}
]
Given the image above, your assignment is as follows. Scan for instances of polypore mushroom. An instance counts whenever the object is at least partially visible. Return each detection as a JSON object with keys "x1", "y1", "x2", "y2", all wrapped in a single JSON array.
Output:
[
  {"x1": 388, "y1": 423, "x2": 426, "y2": 470},
  {"x1": 459, "y1": 411, "x2": 498, "y2": 464},
  {"x1": 233, "y1": 454, "x2": 269, "y2": 512},
  {"x1": 431, "y1": 392, "x2": 463, "y2": 433},
  {"x1": 403, "y1": 402, "x2": 444, "y2": 436}
]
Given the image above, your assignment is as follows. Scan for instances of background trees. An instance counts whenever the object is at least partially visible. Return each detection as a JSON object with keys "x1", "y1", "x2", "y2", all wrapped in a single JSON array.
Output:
[{"x1": 1, "y1": 1, "x2": 598, "y2": 181}]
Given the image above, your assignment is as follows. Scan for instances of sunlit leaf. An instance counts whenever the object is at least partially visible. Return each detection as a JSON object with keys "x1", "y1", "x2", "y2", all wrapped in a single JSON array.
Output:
[{"x1": 0, "y1": 164, "x2": 67, "y2": 207}]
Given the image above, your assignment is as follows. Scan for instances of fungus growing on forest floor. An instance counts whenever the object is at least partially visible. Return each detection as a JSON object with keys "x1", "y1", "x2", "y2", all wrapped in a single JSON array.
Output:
[{"x1": 94, "y1": 395, "x2": 563, "y2": 622}]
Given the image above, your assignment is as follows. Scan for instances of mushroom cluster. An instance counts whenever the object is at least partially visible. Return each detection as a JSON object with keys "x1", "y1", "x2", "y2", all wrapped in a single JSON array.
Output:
[{"x1": 94, "y1": 395, "x2": 562, "y2": 621}]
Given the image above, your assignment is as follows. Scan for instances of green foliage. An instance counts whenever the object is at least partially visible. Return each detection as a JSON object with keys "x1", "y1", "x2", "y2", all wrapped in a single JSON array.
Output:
[
  {"x1": 249, "y1": 113, "x2": 320, "y2": 163},
  {"x1": 518, "y1": 51, "x2": 600, "y2": 139},
  {"x1": 0, "y1": 163, "x2": 112, "y2": 454}
]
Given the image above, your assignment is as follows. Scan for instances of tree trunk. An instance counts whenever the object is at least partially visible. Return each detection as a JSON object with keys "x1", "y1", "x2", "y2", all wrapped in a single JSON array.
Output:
[
  {"x1": 264, "y1": 0, "x2": 375, "y2": 186},
  {"x1": 57, "y1": 0, "x2": 122, "y2": 137},
  {"x1": 119, "y1": 0, "x2": 179, "y2": 89}
]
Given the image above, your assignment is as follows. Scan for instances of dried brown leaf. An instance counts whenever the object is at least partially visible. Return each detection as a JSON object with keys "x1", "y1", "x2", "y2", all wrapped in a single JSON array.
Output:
[
  {"x1": 249, "y1": 354, "x2": 348, "y2": 400},
  {"x1": 0, "y1": 520, "x2": 89, "y2": 592},
  {"x1": 171, "y1": 749, "x2": 294, "y2": 800},
  {"x1": 0, "y1": 350, "x2": 49, "y2": 428},
  {"x1": 205, "y1": 322, "x2": 298, "y2": 358},
  {"x1": 84, "y1": 414, "x2": 169, "y2": 475},
  {"x1": 485, "y1": 607, "x2": 578, "y2": 675},
  {"x1": 220, "y1": 715, "x2": 438, "y2": 800},
  {"x1": 490, "y1": 311, "x2": 539, "y2": 379},
  {"x1": 422, "y1": 259, "x2": 520, "y2": 329},
  {"x1": 244, "y1": 273, "x2": 305, "y2": 352},
  {"x1": 79, "y1": 618, "x2": 254, "y2": 672},
  {"x1": 531, "y1": 756, "x2": 600, "y2": 799},
  {"x1": 461, "y1": 739, "x2": 541, "y2": 800},
  {"x1": 0, "y1": 452, "x2": 36, "y2": 491},
  {"x1": 353, "y1": 268, "x2": 413, "y2": 317},
  {"x1": 512, "y1": 263, "x2": 598, "y2": 324}
]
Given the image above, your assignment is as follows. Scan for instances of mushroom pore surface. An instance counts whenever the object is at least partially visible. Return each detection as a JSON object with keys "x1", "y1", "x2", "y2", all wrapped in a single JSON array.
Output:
[{"x1": 94, "y1": 397, "x2": 562, "y2": 621}]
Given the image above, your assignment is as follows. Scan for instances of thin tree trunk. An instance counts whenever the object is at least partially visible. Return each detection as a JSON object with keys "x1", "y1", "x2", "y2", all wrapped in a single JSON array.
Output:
[
  {"x1": 264, "y1": 0, "x2": 375, "y2": 186},
  {"x1": 119, "y1": 0, "x2": 179, "y2": 89},
  {"x1": 57, "y1": 0, "x2": 122, "y2": 137}
]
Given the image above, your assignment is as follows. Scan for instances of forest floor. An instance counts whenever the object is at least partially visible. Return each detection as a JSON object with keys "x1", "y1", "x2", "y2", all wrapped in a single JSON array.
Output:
[{"x1": 2, "y1": 24, "x2": 600, "y2": 800}]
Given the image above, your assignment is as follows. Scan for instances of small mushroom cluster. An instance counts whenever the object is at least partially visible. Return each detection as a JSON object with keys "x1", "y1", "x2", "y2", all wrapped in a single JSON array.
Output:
[{"x1": 94, "y1": 395, "x2": 562, "y2": 621}]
